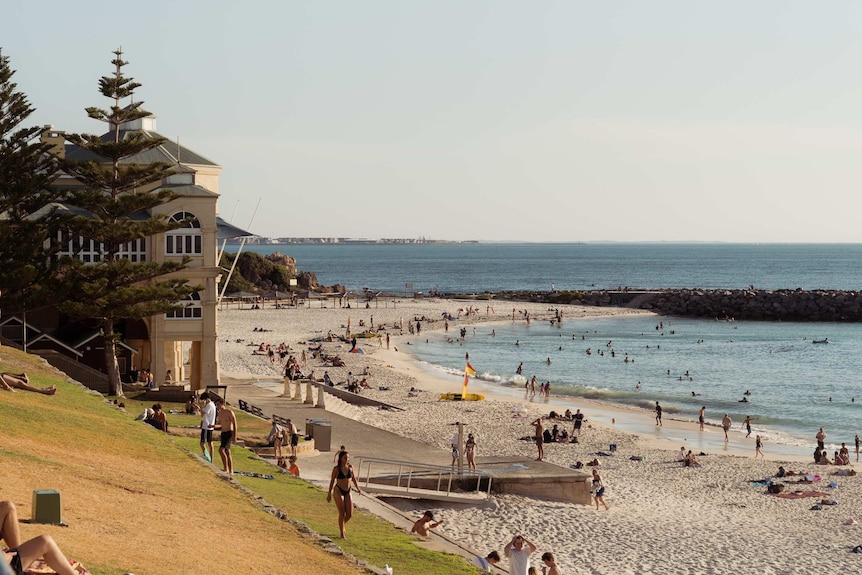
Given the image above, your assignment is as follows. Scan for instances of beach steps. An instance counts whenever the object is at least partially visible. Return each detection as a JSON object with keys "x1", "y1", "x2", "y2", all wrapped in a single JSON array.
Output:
[{"x1": 316, "y1": 388, "x2": 363, "y2": 421}]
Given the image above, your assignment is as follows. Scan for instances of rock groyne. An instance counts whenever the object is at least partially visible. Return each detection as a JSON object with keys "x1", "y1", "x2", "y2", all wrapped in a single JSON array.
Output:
[{"x1": 480, "y1": 289, "x2": 862, "y2": 322}]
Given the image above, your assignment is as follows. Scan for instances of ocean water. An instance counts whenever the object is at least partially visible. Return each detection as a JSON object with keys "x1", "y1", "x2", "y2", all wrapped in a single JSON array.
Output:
[
  {"x1": 240, "y1": 242, "x2": 862, "y2": 294},
  {"x1": 407, "y1": 315, "x2": 860, "y2": 454},
  {"x1": 235, "y1": 242, "x2": 862, "y2": 453}
]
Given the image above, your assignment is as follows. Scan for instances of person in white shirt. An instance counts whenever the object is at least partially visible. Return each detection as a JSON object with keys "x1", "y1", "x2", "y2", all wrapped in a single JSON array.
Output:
[
  {"x1": 199, "y1": 392, "x2": 217, "y2": 462},
  {"x1": 504, "y1": 534, "x2": 537, "y2": 575}
]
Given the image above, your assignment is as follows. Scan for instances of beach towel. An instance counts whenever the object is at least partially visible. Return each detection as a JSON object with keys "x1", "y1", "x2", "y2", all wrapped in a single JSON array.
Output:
[
  {"x1": 23, "y1": 558, "x2": 91, "y2": 574},
  {"x1": 232, "y1": 471, "x2": 275, "y2": 480},
  {"x1": 772, "y1": 490, "x2": 829, "y2": 499}
]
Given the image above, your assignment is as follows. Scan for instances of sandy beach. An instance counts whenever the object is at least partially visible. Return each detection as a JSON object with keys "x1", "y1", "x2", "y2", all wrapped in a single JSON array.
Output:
[{"x1": 218, "y1": 299, "x2": 862, "y2": 575}]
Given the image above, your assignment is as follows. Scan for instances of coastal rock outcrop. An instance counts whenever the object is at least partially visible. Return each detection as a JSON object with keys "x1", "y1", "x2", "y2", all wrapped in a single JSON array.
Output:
[{"x1": 484, "y1": 288, "x2": 862, "y2": 322}]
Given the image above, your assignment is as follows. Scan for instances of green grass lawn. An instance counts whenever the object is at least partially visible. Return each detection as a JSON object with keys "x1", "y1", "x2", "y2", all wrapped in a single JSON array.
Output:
[{"x1": 171, "y1": 436, "x2": 477, "y2": 575}]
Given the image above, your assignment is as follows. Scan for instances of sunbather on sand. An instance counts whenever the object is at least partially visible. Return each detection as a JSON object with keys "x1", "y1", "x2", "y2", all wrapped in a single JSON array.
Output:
[{"x1": 0, "y1": 373, "x2": 56, "y2": 395}]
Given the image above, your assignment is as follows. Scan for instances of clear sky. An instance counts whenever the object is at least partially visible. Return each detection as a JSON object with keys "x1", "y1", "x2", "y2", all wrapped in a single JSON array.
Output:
[{"x1": 4, "y1": 1, "x2": 862, "y2": 242}]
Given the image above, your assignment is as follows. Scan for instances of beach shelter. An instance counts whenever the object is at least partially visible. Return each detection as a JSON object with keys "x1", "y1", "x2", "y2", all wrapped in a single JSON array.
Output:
[
  {"x1": 263, "y1": 290, "x2": 292, "y2": 308},
  {"x1": 224, "y1": 291, "x2": 259, "y2": 309},
  {"x1": 349, "y1": 348, "x2": 365, "y2": 354}
]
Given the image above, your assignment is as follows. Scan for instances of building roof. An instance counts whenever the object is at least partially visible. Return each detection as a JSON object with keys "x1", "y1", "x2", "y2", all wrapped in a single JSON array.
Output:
[
  {"x1": 216, "y1": 216, "x2": 255, "y2": 239},
  {"x1": 28, "y1": 333, "x2": 84, "y2": 357},
  {"x1": 65, "y1": 130, "x2": 220, "y2": 167},
  {"x1": 20, "y1": 202, "x2": 150, "y2": 222},
  {"x1": 74, "y1": 331, "x2": 139, "y2": 354},
  {"x1": 153, "y1": 183, "x2": 219, "y2": 198}
]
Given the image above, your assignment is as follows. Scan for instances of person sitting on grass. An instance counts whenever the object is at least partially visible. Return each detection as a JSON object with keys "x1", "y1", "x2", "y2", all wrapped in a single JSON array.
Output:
[
  {"x1": 287, "y1": 455, "x2": 301, "y2": 478},
  {"x1": 1, "y1": 501, "x2": 80, "y2": 575},
  {"x1": 144, "y1": 404, "x2": 168, "y2": 432},
  {"x1": 0, "y1": 373, "x2": 56, "y2": 395}
]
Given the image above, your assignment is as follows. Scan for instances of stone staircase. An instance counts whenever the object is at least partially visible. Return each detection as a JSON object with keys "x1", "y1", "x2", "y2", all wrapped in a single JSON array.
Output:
[
  {"x1": 315, "y1": 386, "x2": 363, "y2": 421},
  {"x1": 278, "y1": 380, "x2": 363, "y2": 422}
]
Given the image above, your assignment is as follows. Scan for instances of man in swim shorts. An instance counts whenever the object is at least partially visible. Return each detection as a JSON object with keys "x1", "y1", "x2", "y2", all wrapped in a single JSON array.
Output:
[
  {"x1": 286, "y1": 418, "x2": 299, "y2": 457},
  {"x1": 573, "y1": 409, "x2": 585, "y2": 437},
  {"x1": 215, "y1": 398, "x2": 237, "y2": 475},
  {"x1": 722, "y1": 413, "x2": 732, "y2": 442},
  {"x1": 698, "y1": 406, "x2": 705, "y2": 431},
  {"x1": 531, "y1": 418, "x2": 544, "y2": 461},
  {"x1": 655, "y1": 401, "x2": 662, "y2": 426},
  {"x1": 199, "y1": 392, "x2": 216, "y2": 462}
]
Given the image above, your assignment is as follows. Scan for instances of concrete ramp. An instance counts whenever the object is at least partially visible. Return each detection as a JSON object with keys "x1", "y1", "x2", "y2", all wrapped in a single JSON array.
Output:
[{"x1": 355, "y1": 457, "x2": 492, "y2": 504}]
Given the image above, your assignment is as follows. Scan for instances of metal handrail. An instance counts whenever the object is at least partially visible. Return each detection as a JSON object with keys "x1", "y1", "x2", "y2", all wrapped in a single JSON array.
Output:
[{"x1": 354, "y1": 456, "x2": 492, "y2": 499}]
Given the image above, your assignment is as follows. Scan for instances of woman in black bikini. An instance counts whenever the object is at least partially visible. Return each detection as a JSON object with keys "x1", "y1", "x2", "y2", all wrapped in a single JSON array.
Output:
[
  {"x1": 3, "y1": 534, "x2": 79, "y2": 575},
  {"x1": 327, "y1": 451, "x2": 362, "y2": 538}
]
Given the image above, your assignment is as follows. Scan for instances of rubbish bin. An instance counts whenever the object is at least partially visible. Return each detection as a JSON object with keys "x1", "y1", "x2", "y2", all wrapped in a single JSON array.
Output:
[
  {"x1": 313, "y1": 422, "x2": 332, "y2": 452},
  {"x1": 305, "y1": 418, "x2": 331, "y2": 439}
]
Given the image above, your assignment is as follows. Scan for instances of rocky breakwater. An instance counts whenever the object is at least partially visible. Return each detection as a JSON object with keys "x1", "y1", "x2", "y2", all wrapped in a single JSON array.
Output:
[{"x1": 638, "y1": 288, "x2": 862, "y2": 322}]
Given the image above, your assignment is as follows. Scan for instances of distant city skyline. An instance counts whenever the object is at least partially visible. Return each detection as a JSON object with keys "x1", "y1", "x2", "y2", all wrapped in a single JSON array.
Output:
[{"x1": 5, "y1": 1, "x2": 862, "y2": 242}]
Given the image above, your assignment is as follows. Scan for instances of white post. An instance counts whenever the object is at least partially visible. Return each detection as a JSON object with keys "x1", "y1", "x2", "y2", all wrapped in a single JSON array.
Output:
[
  {"x1": 283, "y1": 376, "x2": 292, "y2": 398},
  {"x1": 304, "y1": 381, "x2": 315, "y2": 404},
  {"x1": 458, "y1": 422, "x2": 465, "y2": 473}
]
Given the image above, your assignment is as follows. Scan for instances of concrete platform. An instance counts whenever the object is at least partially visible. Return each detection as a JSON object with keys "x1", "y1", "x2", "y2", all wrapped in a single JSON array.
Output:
[{"x1": 228, "y1": 380, "x2": 590, "y2": 504}]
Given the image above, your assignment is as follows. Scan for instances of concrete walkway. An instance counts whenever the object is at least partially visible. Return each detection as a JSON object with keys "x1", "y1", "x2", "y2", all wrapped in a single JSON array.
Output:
[{"x1": 224, "y1": 380, "x2": 508, "y2": 572}]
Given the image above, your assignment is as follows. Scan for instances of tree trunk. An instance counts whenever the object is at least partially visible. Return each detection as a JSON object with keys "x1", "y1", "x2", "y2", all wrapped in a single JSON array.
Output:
[{"x1": 102, "y1": 319, "x2": 125, "y2": 398}]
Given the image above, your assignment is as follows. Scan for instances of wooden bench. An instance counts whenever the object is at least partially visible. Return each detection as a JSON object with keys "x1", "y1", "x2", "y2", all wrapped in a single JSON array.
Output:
[
  {"x1": 271, "y1": 414, "x2": 291, "y2": 427},
  {"x1": 238, "y1": 399, "x2": 250, "y2": 412},
  {"x1": 250, "y1": 405, "x2": 269, "y2": 420}
]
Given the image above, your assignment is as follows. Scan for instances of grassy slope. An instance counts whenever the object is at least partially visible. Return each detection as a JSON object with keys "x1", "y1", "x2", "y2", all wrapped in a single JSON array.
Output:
[{"x1": 0, "y1": 348, "x2": 478, "y2": 575}]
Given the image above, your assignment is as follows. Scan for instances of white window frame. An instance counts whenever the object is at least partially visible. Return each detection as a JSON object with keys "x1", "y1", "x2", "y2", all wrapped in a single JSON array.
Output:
[
  {"x1": 165, "y1": 212, "x2": 202, "y2": 256},
  {"x1": 166, "y1": 291, "x2": 203, "y2": 319}
]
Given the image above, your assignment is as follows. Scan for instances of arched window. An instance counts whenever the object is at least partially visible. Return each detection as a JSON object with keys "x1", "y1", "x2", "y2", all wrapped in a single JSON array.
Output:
[
  {"x1": 166, "y1": 292, "x2": 202, "y2": 319},
  {"x1": 165, "y1": 212, "x2": 202, "y2": 255}
]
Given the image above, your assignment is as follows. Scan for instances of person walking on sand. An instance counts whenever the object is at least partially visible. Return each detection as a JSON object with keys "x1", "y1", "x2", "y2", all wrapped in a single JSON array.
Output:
[
  {"x1": 855, "y1": 434, "x2": 860, "y2": 463},
  {"x1": 592, "y1": 468, "x2": 610, "y2": 510},
  {"x1": 742, "y1": 415, "x2": 754, "y2": 437},
  {"x1": 573, "y1": 408, "x2": 585, "y2": 438},
  {"x1": 721, "y1": 413, "x2": 732, "y2": 442},
  {"x1": 504, "y1": 534, "x2": 537, "y2": 575},
  {"x1": 655, "y1": 401, "x2": 662, "y2": 426},
  {"x1": 816, "y1": 427, "x2": 826, "y2": 450},
  {"x1": 698, "y1": 406, "x2": 705, "y2": 431},
  {"x1": 465, "y1": 433, "x2": 477, "y2": 470},
  {"x1": 327, "y1": 451, "x2": 361, "y2": 538},
  {"x1": 755, "y1": 435, "x2": 764, "y2": 458},
  {"x1": 450, "y1": 429, "x2": 461, "y2": 466},
  {"x1": 540, "y1": 551, "x2": 562, "y2": 575},
  {"x1": 215, "y1": 398, "x2": 237, "y2": 475},
  {"x1": 531, "y1": 418, "x2": 544, "y2": 461},
  {"x1": 199, "y1": 392, "x2": 216, "y2": 462}
]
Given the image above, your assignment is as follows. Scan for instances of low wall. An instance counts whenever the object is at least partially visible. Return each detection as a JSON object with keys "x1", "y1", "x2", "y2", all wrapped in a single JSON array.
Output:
[{"x1": 306, "y1": 381, "x2": 403, "y2": 410}]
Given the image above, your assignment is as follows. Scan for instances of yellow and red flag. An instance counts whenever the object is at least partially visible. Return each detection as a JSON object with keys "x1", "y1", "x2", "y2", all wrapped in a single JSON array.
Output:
[{"x1": 462, "y1": 362, "x2": 476, "y2": 396}]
